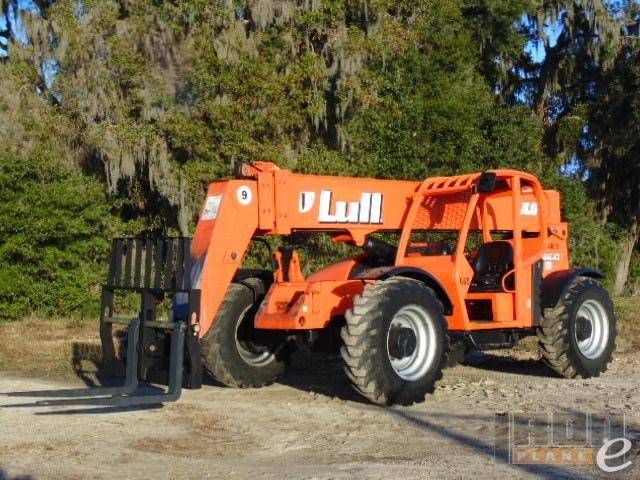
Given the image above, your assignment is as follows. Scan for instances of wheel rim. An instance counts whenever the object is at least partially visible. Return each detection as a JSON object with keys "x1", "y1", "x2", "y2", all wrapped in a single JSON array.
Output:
[
  {"x1": 386, "y1": 304, "x2": 438, "y2": 381},
  {"x1": 235, "y1": 305, "x2": 274, "y2": 367},
  {"x1": 574, "y1": 299, "x2": 610, "y2": 360}
]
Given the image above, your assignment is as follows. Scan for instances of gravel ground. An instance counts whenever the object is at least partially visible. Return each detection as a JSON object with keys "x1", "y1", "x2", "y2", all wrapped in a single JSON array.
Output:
[{"x1": 1, "y1": 349, "x2": 639, "y2": 480}]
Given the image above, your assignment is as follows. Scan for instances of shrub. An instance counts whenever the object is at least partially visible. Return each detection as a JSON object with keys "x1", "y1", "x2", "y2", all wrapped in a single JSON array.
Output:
[{"x1": 0, "y1": 153, "x2": 111, "y2": 320}]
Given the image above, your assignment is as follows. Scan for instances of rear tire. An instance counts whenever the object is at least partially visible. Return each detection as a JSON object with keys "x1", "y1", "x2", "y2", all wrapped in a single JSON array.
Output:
[
  {"x1": 340, "y1": 278, "x2": 449, "y2": 406},
  {"x1": 538, "y1": 277, "x2": 617, "y2": 378},
  {"x1": 201, "y1": 279, "x2": 288, "y2": 388}
]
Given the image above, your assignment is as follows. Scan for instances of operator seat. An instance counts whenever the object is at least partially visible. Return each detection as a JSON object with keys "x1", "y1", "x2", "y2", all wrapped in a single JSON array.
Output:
[{"x1": 470, "y1": 241, "x2": 514, "y2": 292}]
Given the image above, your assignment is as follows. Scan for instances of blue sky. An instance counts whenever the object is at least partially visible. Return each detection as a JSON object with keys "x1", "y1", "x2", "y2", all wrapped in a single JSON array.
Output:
[{"x1": 524, "y1": 13, "x2": 564, "y2": 64}]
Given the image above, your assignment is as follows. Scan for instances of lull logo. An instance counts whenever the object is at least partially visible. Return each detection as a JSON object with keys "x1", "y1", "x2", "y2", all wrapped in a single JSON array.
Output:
[
  {"x1": 299, "y1": 192, "x2": 316, "y2": 213},
  {"x1": 298, "y1": 190, "x2": 383, "y2": 224}
]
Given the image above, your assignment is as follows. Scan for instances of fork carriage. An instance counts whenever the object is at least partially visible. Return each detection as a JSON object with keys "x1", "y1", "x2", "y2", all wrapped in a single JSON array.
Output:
[{"x1": 99, "y1": 237, "x2": 203, "y2": 394}]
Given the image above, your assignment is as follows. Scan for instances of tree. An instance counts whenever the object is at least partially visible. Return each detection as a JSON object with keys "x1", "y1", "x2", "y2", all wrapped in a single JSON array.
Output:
[
  {"x1": 14, "y1": 0, "x2": 555, "y2": 231},
  {"x1": 0, "y1": 0, "x2": 633, "y2": 319},
  {"x1": 0, "y1": 58, "x2": 112, "y2": 319},
  {"x1": 526, "y1": 1, "x2": 619, "y2": 116},
  {"x1": 587, "y1": 41, "x2": 640, "y2": 294}
]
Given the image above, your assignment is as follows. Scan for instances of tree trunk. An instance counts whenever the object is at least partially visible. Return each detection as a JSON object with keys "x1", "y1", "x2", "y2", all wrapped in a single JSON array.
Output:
[
  {"x1": 533, "y1": 30, "x2": 571, "y2": 119},
  {"x1": 613, "y1": 224, "x2": 639, "y2": 295}
]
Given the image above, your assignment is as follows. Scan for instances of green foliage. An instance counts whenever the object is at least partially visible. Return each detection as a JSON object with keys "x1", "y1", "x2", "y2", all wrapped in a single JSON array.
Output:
[
  {"x1": 555, "y1": 176, "x2": 619, "y2": 287},
  {"x1": 0, "y1": 153, "x2": 111, "y2": 319},
  {"x1": 0, "y1": 56, "x2": 113, "y2": 320},
  {"x1": 588, "y1": 45, "x2": 640, "y2": 227},
  {"x1": 0, "y1": 0, "x2": 637, "y2": 321}
]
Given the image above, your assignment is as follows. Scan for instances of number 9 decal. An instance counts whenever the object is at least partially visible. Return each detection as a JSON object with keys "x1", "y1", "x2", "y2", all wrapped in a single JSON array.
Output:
[{"x1": 236, "y1": 186, "x2": 253, "y2": 205}]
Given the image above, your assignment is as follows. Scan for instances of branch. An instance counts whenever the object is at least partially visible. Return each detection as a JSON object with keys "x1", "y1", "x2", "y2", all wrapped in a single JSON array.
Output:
[
  {"x1": 532, "y1": 28, "x2": 572, "y2": 118},
  {"x1": 35, "y1": 72, "x2": 59, "y2": 106},
  {"x1": 0, "y1": 29, "x2": 7, "y2": 54}
]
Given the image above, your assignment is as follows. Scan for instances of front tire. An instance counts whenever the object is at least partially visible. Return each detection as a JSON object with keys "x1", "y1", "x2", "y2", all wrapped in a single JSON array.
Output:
[
  {"x1": 538, "y1": 277, "x2": 617, "y2": 378},
  {"x1": 201, "y1": 279, "x2": 288, "y2": 388},
  {"x1": 340, "y1": 278, "x2": 449, "y2": 406}
]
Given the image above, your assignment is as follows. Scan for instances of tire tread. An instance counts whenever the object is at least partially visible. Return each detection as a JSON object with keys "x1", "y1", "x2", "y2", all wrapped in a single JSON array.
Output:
[
  {"x1": 340, "y1": 277, "x2": 449, "y2": 406},
  {"x1": 538, "y1": 277, "x2": 616, "y2": 378}
]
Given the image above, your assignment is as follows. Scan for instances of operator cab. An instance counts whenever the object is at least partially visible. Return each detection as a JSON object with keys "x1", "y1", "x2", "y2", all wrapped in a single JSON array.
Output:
[{"x1": 469, "y1": 241, "x2": 514, "y2": 292}]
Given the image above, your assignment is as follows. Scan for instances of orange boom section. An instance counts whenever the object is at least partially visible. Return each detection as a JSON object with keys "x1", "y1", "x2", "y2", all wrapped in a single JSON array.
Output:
[{"x1": 191, "y1": 163, "x2": 423, "y2": 335}]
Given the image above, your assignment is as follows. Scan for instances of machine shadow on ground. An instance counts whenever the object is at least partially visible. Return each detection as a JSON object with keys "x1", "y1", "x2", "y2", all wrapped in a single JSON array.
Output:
[
  {"x1": 462, "y1": 351, "x2": 557, "y2": 378},
  {"x1": 1, "y1": 343, "x2": 559, "y2": 413},
  {"x1": 65, "y1": 346, "x2": 557, "y2": 403},
  {"x1": 65, "y1": 346, "x2": 364, "y2": 403},
  {"x1": 0, "y1": 468, "x2": 33, "y2": 480},
  {"x1": 276, "y1": 350, "x2": 558, "y2": 402},
  {"x1": 386, "y1": 408, "x2": 598, "y2": 480}
]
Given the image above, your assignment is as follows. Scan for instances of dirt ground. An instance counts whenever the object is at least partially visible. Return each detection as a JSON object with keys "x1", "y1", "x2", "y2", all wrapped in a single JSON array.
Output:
[{"x1": 1, "y1": 346, "x2": 639, "y2": 480}]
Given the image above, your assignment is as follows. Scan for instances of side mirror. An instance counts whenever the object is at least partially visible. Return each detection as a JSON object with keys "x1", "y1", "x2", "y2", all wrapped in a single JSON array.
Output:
[{"x1": 477, "y1": 172, "x2": 497, "y2": 193}]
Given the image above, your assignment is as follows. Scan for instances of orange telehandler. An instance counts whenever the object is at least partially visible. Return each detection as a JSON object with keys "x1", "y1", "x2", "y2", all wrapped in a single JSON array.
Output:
[{"x1": 18, "y1": 162, "x2": 616, "y2": 407}]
